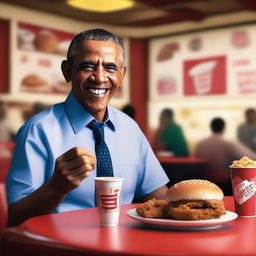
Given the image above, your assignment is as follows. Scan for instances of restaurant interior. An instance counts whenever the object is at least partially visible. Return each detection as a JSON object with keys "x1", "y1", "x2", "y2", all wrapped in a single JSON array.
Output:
[
  {"x1": 0, "y1": 1, "x2": 256, "y2": 255},
  {"x1": 1, "y1": 0, "x2": 256, "y2": 185}
]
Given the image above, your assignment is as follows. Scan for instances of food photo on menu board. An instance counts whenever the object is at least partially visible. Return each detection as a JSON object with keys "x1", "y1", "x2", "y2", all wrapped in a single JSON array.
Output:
[
  {"x1": 17, "y1": 22, "x2": 74, "y2": 95},
  {"x1": 155, "y1": 42, "x2": 181, "y2": 97},
  {"x1": 16, "y1": 22, "x2": 124, "y2": 99},
  {"x1": 231, "y1": 29, "x2": 256, "y2": 95}
]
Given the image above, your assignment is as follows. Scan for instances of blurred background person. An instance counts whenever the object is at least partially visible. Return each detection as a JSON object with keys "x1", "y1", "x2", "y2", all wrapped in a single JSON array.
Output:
[
  {"x1": 195, "y1": 117, "x2": 256, "y2": 195},
  {"x1": 22, "y1": 102, "x2": 47, "y2": 121},
  {"x1": 153, "y1": 108, "x2": 189, "y2": 157},
  {"x1": 121, "y1": 104, "x2": 136, "y2": 119},
  {"x1": 32, "y1": 102, "x2": 46, "y2": 115},
  {"x1": 0, "y1": 100, "x2": 15, "y2": 142},
  {"x1": 0, "y1": 100, "x2": 15, "y2": 157},
  {"x1": 237, "y1": 108, "x2": 256, "y2": 152}
]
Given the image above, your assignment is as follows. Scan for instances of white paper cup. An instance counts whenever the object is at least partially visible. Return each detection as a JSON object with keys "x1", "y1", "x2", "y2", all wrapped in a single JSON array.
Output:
[
  {"x1": 95, "y1": 177, "x2": 124, "y2": 226},
  {"x1": 18, "y1": 29, "x2": 35, "y2": 50}
]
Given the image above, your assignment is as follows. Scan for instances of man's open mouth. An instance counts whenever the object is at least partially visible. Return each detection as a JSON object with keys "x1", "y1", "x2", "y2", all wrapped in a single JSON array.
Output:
[{"x1": 86, "y1": 88, "x2": 109, "y2": 96}]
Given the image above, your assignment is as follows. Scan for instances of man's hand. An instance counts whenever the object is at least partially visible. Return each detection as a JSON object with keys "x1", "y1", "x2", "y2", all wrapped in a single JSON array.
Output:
[
  {"x1": 50, "y1": 147, "x2": 96, "y2": 193},
  {"x1": 8, "y1": 147, "x2": 96, "y2": 227}
]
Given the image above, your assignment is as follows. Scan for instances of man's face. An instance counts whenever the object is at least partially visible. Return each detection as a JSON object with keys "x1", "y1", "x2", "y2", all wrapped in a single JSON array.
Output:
[{"x1": 62, "y1": 40, "x2": 126, "y2": 121}]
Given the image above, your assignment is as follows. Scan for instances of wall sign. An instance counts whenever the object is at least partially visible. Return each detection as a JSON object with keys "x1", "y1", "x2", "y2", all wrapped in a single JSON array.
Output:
[
  {"x1": 149, "y1": 24, "x2": 256, "y2": 100},
  {"x1": 17, "y1": 22, "x2": 74, "y2": 95}
]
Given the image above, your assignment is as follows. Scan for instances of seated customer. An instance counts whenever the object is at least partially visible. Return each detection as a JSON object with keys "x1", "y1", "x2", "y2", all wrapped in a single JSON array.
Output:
[
  {"x1": 153, "y1": 108, "x2": 189, "y2": 157},
  {"x1": 237, "y1": 108, "x2": 256, "y2": 152},
  {"x1": 0, "y1": 100, "x2": 15, "y2": 142},
  {"x1": 121, "y1": 104, "x2": 136, "y2": 119},
  {"x1": 195, "y1": 117, "x2": 256, "y2": 195},
  {"x1": 6, "y1": 29, "x2": 169, "y2": 226}
]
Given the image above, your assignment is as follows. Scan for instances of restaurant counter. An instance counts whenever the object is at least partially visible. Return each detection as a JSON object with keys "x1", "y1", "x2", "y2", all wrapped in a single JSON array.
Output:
[
  {"x1": 157, "y1": 156, "x2": 208, "y2": 187},
  {"x1": 1, "y1": 197, "x2": 255, "y2": 256}
]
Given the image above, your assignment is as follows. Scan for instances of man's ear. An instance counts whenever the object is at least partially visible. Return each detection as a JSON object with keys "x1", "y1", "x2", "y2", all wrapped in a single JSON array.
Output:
[
  {"x1": 61, "y1": 60, "x2": 71, "y2": 83},
  {"x1": 121, "y1": 66, "x2": 126, "y2": 81}
]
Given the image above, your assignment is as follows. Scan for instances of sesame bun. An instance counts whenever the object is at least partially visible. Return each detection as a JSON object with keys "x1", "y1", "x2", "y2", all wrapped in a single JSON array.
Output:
[{"x1": 167, "y1": 179, "x2": 224, "y2": 201}]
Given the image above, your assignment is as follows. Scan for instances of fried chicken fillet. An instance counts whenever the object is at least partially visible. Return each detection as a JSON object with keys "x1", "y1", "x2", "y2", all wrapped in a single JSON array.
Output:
[
  {"x1": 136, "y1": 180, "x2": 226, "y2": 221},
  {"x1": 164, "y1": 199, "x2": 226, "y2": 220},
  {"x1": 136, "y1": 199, "x2": 169, "y2": 218}
]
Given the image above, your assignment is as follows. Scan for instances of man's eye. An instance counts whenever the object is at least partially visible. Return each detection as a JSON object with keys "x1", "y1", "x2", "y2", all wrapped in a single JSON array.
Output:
[
  {"x1": 105, "y1": 65, "x2": 118, "y2": 72},
  {"x1": 81, "y1": 65, "x2": 95, "y2": 71}
]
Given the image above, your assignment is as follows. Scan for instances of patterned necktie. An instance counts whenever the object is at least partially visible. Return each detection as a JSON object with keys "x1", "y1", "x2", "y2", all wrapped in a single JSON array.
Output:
[{"x1": 87, "y1": 120, "x2": 114, "y2": 177}]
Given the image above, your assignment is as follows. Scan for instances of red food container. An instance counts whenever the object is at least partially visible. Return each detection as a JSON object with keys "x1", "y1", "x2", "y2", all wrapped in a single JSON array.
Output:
[{"x1": 230, "y1": 167, "x2": 256, "y2": 217}]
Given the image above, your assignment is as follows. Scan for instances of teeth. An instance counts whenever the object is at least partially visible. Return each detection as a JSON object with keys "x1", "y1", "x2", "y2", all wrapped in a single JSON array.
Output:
[{"x1": 88, "y1": 88, "x2": 107, "y2": 95}]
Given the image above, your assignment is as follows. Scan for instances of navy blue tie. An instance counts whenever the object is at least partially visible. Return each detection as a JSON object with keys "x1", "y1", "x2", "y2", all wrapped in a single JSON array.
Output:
[{"x1": 87, "y1": 120, "x2": 114, "y2": 177}]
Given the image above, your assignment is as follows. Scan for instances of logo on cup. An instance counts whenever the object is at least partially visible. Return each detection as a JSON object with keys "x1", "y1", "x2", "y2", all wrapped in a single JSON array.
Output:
[
  {"x1": 100, "y1": 188, "x2": 120, "y2": 210},
  {"x1": 233, "y1": 179, "x2": 256, "y2": 205}
]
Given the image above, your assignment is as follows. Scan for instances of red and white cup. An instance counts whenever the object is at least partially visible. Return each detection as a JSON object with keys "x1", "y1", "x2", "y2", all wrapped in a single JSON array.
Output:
[
  {"x1": 230, "y1": 167, "x2": 256, "y2": 217},
  {"x1": 189, "y1": 61, "x2": 216, "y2": 94},
  {"x1": 95, "y1": 177, "x2": 124, "y2": 226}
]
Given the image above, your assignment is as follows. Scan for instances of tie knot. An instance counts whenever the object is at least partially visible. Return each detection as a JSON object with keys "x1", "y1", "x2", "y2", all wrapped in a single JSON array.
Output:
[{"x1": 87, "y1": 120, "x2": 104, "y2": 141}]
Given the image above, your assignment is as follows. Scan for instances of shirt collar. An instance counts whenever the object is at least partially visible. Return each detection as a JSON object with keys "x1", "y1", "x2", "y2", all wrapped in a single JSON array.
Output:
[{"x1": 64, "y1": 91, "x2": 115, "y2": 134}]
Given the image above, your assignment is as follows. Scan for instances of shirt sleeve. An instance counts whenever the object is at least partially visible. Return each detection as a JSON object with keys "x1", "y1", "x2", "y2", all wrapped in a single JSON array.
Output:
[
  {"x1": 134, "y1": 131, "x2": 169, "y2": 199},
  {"x1": 6, "y1": 122, "x2": 49, "y2": 204}
]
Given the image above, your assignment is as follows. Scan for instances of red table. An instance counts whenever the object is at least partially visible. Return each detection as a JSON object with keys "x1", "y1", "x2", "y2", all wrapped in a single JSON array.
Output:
[{"x1": 1, "y1": 197, "x2": 256, "y2": 256}]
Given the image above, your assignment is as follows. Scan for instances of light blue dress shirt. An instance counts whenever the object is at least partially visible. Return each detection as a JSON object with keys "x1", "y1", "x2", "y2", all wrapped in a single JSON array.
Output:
[{"x1": 7, "y1": 92, "x2": 169, "y2": 212}]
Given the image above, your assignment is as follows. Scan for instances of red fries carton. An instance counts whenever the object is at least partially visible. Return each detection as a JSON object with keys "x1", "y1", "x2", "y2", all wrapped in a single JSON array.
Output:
[{"x1": 230, "y1": 157, "x2": 256, "y2": 217}]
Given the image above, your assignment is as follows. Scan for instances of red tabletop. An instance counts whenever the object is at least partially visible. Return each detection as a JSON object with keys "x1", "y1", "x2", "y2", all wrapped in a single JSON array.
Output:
[{"x1": 2, "y1": 196, "x2": 254, "y2": 256}]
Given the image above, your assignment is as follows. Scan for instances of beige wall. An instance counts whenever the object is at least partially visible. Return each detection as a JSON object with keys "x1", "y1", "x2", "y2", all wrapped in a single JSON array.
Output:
[{"x1": 1, "y1": 3, "x2": 256, "y2": 143}]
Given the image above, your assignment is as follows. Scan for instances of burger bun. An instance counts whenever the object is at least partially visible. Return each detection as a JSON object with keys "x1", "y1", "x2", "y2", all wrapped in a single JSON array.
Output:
[{"x1": 167, "y1": 179, "x2": 224, "y2": 201}]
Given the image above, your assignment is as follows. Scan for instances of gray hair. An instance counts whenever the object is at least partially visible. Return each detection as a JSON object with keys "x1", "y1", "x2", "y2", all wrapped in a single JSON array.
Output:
[{"x1": 67, "y1": 28, "x2": 125, "y2": 66}]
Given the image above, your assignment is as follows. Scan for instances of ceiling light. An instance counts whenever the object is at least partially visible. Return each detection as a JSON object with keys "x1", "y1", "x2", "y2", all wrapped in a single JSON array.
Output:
[{"x1": 67, "y1": 0, "x2": 135, "y2": 13}]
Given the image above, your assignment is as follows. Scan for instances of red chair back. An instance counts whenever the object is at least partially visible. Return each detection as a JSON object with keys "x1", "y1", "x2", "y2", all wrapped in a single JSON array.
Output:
[
  {"x1": 0, "y1": 158, "x2": 11, "y2": 183},
  {"x1": 0, "y1": 157, "x2": 11, "y2": 234},
  {"x1": 0, "y1": 182, "x2": 7, "y2": 233}
]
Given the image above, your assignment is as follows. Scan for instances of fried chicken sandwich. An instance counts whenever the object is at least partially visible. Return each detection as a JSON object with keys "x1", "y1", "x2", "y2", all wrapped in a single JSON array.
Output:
[{"x1": 164, "y1": 179, "x2": 226, "y2": 220}]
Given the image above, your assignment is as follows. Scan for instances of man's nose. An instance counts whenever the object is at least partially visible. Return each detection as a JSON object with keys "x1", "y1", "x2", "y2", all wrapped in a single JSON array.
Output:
[{"x1": 90, "y1": 66, "x2": 108, "y2": 84}]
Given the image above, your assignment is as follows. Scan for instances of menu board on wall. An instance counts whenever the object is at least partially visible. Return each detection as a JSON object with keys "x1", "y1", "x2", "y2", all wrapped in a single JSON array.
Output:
[
  {"x1": 17, "y1": 22, "x2": 74, "y2": 95},
  {"x1": 149, "y1": 24, "x2": 256, "y2": 100},
  {"x1": 14, "y1": 22, "x2": 127, "y2": 102}
]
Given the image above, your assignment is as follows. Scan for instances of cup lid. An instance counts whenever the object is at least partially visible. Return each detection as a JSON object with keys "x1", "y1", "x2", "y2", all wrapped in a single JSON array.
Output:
[{"x1": 95, "y1": 177, "x2": 124, "y2": 181}]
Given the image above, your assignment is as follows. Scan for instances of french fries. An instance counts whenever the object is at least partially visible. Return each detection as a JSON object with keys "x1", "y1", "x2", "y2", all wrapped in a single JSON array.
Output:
[{"x1": 230, "y1": 156, "x2": 256, "y2": 167}]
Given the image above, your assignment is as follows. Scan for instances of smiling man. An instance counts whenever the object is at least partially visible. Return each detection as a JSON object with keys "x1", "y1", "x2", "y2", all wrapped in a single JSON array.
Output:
[{"x1": 7, "y1": 29, "x2": 169, "y2": 226}]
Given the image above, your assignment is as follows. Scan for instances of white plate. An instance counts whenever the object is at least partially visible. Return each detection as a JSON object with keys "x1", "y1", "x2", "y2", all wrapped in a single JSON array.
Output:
[{"x1": 126, "y1": 208, "x2": 238, "y2": 230}]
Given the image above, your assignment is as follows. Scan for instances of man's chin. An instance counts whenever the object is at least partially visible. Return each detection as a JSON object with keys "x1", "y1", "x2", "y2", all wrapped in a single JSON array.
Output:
[{"x1": 84, "y1": 103, "x2": 108, "y2": 121}]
